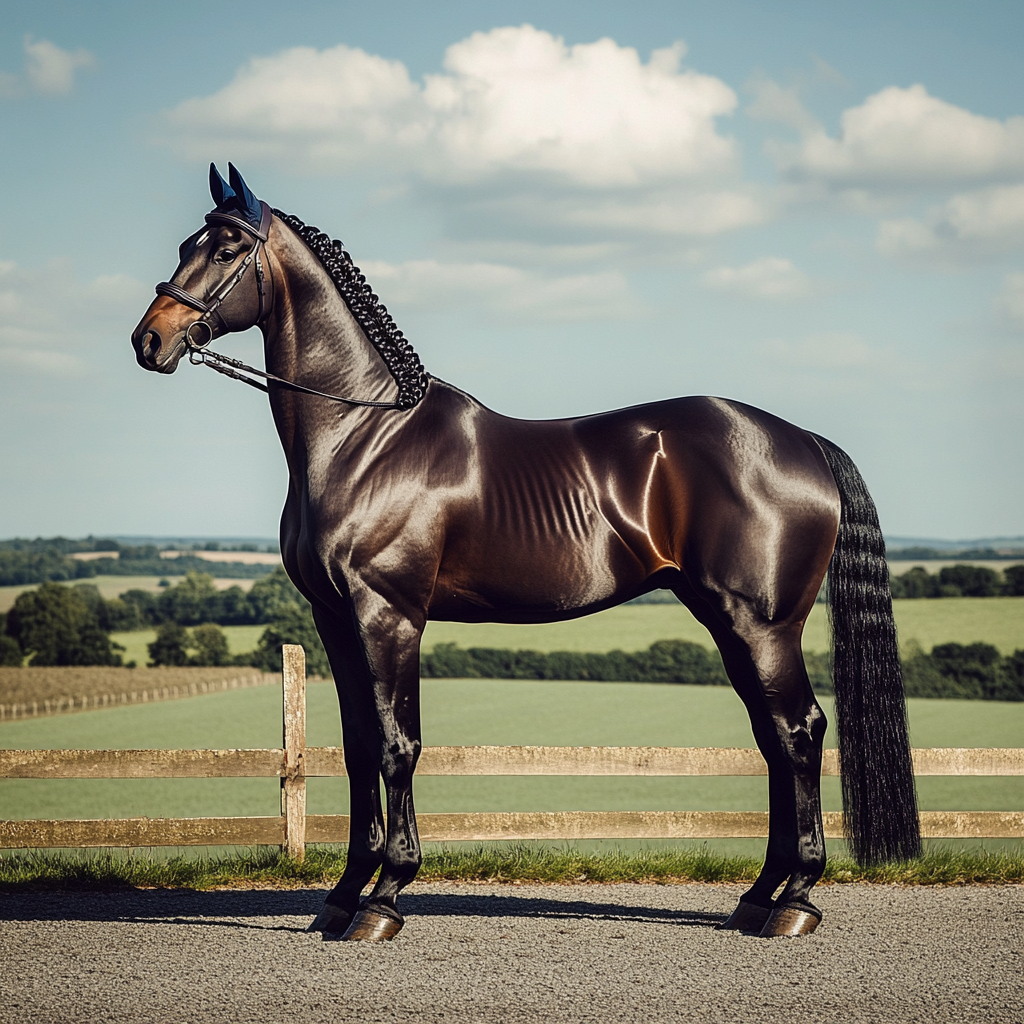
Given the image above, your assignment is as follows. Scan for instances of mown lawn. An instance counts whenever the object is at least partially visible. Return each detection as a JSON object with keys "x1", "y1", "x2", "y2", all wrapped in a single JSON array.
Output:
[{"x1": 0, "y1": 680, "x2": 1020, "y2": 858}]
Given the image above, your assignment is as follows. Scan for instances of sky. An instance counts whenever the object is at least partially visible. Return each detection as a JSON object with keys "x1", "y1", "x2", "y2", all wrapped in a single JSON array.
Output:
[{"x1": 1, "y1": 1, "x2": 1022, "y2": 542}]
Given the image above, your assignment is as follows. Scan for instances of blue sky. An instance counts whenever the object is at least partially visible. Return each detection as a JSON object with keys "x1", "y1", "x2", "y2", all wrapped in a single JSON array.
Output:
[{"x1": 1, "y1": 1, "x2": 1022, "y2": 540}]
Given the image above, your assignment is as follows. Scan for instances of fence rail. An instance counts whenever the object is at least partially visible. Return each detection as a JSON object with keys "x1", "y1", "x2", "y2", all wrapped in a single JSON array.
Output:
[{"x1": 1, "y1": 646, "x2": 1021, "y2": 859}]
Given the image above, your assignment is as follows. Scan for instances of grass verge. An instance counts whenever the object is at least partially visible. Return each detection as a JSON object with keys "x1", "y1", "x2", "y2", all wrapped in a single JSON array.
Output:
[{"x1": 1, "y1": 843, "x2": 1022, "y2": 892}]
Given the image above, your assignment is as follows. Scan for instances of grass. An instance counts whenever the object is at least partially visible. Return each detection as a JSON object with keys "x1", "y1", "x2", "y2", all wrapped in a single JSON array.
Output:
[
  {"x1": 419, "y1": 597, "x2": 1024, "y2": 656},
  {"x1": 0, "y1": 681, "x2": 1021, "y2": 845},
  {"x1": 1, "y1": 843, "x2": 1022, "y2": 892}
]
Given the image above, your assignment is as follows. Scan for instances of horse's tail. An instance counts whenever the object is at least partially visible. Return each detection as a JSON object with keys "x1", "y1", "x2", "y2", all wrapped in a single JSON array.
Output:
[{"x1": 812, "y1": 434, "x2": 921, "y2": 864}]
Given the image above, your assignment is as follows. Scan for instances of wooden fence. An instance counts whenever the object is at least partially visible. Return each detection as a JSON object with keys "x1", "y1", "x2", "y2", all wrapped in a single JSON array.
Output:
[{"x1": 1, "y1": 646, "x2": 1022, "y2": 860}]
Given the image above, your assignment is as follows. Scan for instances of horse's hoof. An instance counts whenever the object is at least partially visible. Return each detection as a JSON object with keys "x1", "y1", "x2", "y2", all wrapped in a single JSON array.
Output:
[
  {"x1": 339, "y1": 907, "x2": 404, "y2": 942},
  {"x1": 717, "y1": 899, "x2": 773, "y2": 932},
  {"x1": 758, "y1": 904, "x2": 822, "y2": 938},
  {"x1": 307, "y1": 904, "x2": 352, "y2": 934}
]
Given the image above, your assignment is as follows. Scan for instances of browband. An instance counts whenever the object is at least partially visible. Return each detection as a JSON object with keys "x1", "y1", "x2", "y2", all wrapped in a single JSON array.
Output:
[{"x1": 205, "y1": 201, "x2": 272, "y2": 242}]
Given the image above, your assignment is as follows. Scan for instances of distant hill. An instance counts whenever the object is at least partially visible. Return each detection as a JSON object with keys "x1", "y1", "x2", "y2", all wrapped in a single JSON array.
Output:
[{"x1": 886, "y1": 536, "x2": 1024, "y2": 559}]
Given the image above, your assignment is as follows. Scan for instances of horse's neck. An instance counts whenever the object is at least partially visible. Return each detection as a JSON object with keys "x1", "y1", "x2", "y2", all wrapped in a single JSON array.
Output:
[{"x1": 262, "y1": 233, "x2": 399, "y2": 469}]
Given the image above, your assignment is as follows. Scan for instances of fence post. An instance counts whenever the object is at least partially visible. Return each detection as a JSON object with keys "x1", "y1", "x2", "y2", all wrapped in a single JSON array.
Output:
[{"x1": 281, "y1": 644, "x2": 307, "y2": 861}]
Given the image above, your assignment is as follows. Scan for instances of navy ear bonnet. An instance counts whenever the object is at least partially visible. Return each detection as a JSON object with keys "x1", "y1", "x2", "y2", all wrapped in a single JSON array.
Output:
[{"x1": 209, "y1": 163, "x2": 263, "y2": 232}]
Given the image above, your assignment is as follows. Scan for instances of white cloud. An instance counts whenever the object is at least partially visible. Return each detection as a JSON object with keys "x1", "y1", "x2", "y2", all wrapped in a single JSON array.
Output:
[
  {"x1": 700, "y1": 257, "x2": 810, "y2": 299},
  {"x1": 878, "y1": 184, "x2": 1024, "y2": 260},
  {"x1": 23, "y1": 37, "x2": 96, "y2": 95},
  {"x1": 359, "y1": 258, "x2": 640, "y2": 322},
  {"x1": 166, "y1": 27, "x2": 738, "y2": 189},
  {"x1": 778, "y1": 84, "x2": 1024, "y2": 187},
  {"x1": 997, "y1": 272, "x2": 1024, "y2": 332},
  {"x1": 0, "y1": 37, "x2": 96, "y2": 98},
  {"x1": 0, "y1": 260, "x2": 148, "y2": 376},
  {"x1": 762, "y1": 332, "x2": 880, "y2": 369},
  {"x1": 161, "y1": 27, "x2": 761, "y2": 242}
]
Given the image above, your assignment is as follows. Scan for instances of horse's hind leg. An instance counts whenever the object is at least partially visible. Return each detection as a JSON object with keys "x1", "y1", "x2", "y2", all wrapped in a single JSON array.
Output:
[{"x1": 707, "y1": 618, "x2": 828, "y2": 936}]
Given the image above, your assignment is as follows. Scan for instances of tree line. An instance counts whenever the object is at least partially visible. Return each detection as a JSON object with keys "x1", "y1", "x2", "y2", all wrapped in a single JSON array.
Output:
[
  {"x1": 0, "y1": 537, "x2": 276, "y2": 585},
  {"x1": 3, "y1": 571, "x2": 1023, "y2": 701},
  {"x1": 1, "y1": 570, "x2": 330, "y2": 676},
  {"x1": 422, "y1": 640, "x2": 1024, "y2": 702},
  {"x1": 889, "y1": 563, "x2": 1024, "y2": 598}
]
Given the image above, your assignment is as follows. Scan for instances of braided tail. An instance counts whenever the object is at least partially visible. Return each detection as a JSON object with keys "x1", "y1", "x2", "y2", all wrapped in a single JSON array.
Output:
[{"x1": 813, "y1": 434, "x2": 921, "y2": 864}]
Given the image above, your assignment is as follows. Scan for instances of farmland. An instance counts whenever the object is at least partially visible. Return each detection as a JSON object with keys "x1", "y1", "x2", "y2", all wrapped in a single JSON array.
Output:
[
  {"x1": 420, "y1": 597, "x2": 1024, "y2": 656},
  {"x1": 0, "y1": 576, "x2": 257, "y2": 613},
  {"x1": 93, "y1": 595, "x2": 1024, "y2": 666},
  {"x1": 0, "y1": 679, "x2": 1020, "y2": 858}
]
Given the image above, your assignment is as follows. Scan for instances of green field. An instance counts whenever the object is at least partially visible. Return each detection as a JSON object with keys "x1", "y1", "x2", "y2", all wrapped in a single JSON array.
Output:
[
  {"x1": 110, "y1": 625, "x2": 266, "y2": 666},
  {"x1": 421, "y1": 597, "x2": 1024, "y2": 656},
  {"x1": 102, "y1": 595, "x2": 1024, "y2": 668},
  {"x1": 0, "y1": 680, "x2": 1020, "y2": 858}
]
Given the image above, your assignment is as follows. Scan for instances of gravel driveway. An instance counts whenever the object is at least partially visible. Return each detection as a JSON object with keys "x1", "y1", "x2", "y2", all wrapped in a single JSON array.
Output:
[{"x1": 1, "y1": 882, "x2": 1021, "y2": 1024}]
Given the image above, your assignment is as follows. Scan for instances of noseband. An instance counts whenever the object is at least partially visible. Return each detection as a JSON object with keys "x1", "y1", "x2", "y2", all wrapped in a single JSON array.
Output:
[{"x1": 152, "y1": 202, "x2": 406, "y2": 410}]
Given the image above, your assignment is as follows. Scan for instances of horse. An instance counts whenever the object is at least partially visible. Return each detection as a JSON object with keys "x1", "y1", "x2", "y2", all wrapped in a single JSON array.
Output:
[{"x1": 131, "y1": 164, "x2": 920, "y2": 942}]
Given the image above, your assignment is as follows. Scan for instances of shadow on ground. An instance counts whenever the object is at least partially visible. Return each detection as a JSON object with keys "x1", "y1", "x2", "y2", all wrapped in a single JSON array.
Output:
[{"x1": 0, "y1": 887, "x2": 727, "y2": 931}]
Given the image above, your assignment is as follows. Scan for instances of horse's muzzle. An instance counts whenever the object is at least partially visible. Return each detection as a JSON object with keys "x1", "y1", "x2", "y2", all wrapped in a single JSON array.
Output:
[{"x1": 131, "y1": 300, "x2": 189, "y2": 373}]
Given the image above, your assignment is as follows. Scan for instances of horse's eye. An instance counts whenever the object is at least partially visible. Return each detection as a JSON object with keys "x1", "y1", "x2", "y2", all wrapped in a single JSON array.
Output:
[{"x1": 217, "y1": 250, "x2": 238, "y2": 264}]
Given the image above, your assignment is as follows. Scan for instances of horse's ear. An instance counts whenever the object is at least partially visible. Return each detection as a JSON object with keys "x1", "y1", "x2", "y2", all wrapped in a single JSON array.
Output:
[
  {"x1": 209, "y1": 163, "x2": 236, "y2": 208},
  {"x1": 227, "y1": 163, "x2": 261, "y2": 226}
]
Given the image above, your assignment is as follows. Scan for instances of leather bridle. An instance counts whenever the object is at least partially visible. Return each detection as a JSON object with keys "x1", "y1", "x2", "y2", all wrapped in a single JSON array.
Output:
[
  {"x1": 155, "y1": 201, "x2": 274, "y2": 350},
  {"x1": 152, "y1": 201, "x2": 405, "y2": 409}
]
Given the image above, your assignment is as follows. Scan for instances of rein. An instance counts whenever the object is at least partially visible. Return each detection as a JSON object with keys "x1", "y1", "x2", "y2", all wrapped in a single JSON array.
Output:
[
  {"x1": 184, "y1": 343, "x2": 407, "y2": 409},
  {"x1": 156, "y1": 202, "x2": 405, "y2": 411}
]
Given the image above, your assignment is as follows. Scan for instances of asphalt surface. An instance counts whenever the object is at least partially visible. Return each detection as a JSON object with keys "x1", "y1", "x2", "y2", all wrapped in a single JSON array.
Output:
[{"x1": 1, "y1": 882, "x2": 1021, "y2": 1024}]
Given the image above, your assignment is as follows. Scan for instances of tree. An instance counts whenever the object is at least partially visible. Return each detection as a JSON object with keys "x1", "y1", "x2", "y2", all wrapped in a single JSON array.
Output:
[
  {"x1": 4, "y1": 582, "x2": 122, "y2": 666},
  {"x1": 250, "y1": 604, "x2": 330, "y2": 676},
  {"x1": 147, "y1": 622, "x2": 191, "y2": 666},
  {"x1": 0, "y1": 614, "x2": 22, "y2": 666},
  {"x1": 938, "y1": 565, "x2": 1001, "y2": 597},
  {"x1": 247, "y1": 566, "x2": 305, "y2": 622},
  {"x1": 890, "y1": 566, "x2": 942, "y2": 599},
  {"x1": 156, "y1": 572, "x2": 221, "y2": 625},
  {"x1": 1003, "y1": 565, "x2": 1024, "y2": 597},
  {"x1": 930, "y1": 642, "x2": 1002, "y2": 699},
  {"x1": 190, "y1": 623, "x2": 231, "y2": 666}
]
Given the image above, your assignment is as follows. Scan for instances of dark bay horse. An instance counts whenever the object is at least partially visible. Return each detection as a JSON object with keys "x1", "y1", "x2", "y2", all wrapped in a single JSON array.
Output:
[{"x1": 132, "y1": 164, "x2": 920, "y2": 941}]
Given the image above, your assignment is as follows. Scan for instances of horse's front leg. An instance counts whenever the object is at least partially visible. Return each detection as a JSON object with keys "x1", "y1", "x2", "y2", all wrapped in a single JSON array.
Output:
[
  {"x1": 307, "y1": 603, "x2": 387, "y2": 936},
  {"x1": 337, "y1": 599, "x2": 424, "y2": 943}
]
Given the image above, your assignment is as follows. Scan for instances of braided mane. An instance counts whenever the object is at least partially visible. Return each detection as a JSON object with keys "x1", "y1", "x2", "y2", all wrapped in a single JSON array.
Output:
[{"x1": 272, "y1": 209, "x2": 429, "y2": 411}]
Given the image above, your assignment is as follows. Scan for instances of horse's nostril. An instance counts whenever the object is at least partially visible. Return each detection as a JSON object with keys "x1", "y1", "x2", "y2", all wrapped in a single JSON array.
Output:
[{"x1": 143, "y1": 331, "x2": 160, "y2": 359}]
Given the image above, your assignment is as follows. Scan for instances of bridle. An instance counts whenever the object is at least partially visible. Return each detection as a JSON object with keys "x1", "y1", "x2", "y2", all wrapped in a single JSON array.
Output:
[
  {"x1": 153, "y1": 201, "x2": 405, "y2": 410},
  {"x1": 156, "y1": 201, "x2": 274, "y2": 350}
]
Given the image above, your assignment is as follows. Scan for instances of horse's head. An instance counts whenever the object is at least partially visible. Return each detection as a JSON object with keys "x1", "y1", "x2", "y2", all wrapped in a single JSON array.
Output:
[{"x1": 131, "y1": 163, "x2": 275, "y2": 373}]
